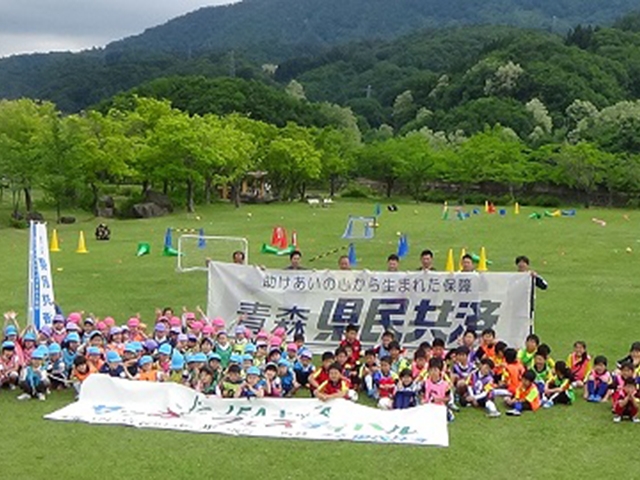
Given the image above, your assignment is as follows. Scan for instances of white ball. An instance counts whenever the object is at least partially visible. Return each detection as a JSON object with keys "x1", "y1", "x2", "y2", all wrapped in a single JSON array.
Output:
[
  {"x1": 378, "y1": 397, "x2": 392, "y2": 410},
  {"x1": 347, "y1": 389, "x2": 359, "y2": 402}
]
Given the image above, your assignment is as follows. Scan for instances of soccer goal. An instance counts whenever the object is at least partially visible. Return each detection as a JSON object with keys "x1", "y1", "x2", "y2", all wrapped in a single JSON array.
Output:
[
  {"x1": 341, "y1": 216, "x2": 376, "y2": 240},
  {"x1": 177, "y1": 235, "x2": 249, "y2": 272}
]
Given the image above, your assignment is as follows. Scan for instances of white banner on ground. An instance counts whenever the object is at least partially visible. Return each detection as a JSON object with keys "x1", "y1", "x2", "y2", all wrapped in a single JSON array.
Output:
[
  {"x1": 207, "y1": 262, "x2": 532, "y2": 350},
  {"x1": 28, "y1": 221, "x2": 56, "y2": 330},
  {"x1": 46, "y1": 376, "x2": 449, "y2": 447}
]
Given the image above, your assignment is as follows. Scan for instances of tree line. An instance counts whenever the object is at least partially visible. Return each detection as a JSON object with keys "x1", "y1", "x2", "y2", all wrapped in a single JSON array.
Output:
[{"x1": 2, "y1": 93, "x2": 640, "y2": 223}]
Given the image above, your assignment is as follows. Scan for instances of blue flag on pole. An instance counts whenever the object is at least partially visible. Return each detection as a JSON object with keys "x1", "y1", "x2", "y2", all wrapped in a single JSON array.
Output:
[
  {"x1": 397, "y1": 234, "x2": 409, "y2": 258},
  {"x1": 374, "y1": 203, "x2": 381, "y2": 217},
  {"x1": 198, "y1": 228, "x2": 206, "y2": 249}
]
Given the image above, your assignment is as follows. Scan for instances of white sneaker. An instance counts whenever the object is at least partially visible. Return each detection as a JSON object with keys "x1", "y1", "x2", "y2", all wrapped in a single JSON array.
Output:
[
  {"x1": 37, "y1": 393, "x2": 46, "y2": 401},
  {"x1": 506, "y1": 409, "x2": 521, "y2": 416},
  {"x1": 9, "y1": 384, "x2": 16, "y2": 391},
  {"x1": 632, "y1": 417, "x2": 640, "y2": 424},
  {"x1": 17, "y1": 393, "x2": 31, "y2": 401},
  {"x1": 487, "y1": 410, "x2": 501, "y2": 418},
  {"x1": 613, "y1": 416, "x2": 622, "y2": 423}
]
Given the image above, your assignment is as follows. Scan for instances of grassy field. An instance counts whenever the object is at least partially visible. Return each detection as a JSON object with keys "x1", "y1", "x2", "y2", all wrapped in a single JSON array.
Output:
[{"x1": 0, "y1": 197, "x2": 639, "y2": 479}]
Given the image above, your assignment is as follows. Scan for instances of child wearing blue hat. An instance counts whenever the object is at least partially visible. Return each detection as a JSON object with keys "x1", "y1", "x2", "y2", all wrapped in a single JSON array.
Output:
[
  {"x1": 168, "y1": 353, "x2": 187, "y2": 384},
  {"x1": 263, "y1": 363, "x2": 282, "y2": 397},
  {"x1": 278, "y1": 359, "x2": 296, "y2": 397},
  {"x1": 207, "y1": 353, "x2": 223, "y2": 388},
  {"x1": 1, "y1": 340, "x2": 21, "y2": 390},
  {"x1": 157, "y1": 343, "x2": 173, "y2": 375},
  {"x1": 293, "y1": 349, "x2": 315, "y2": 395},
  {"x1": 235, "y1": 366, "x2": 265, "y2": 398},
  {"x1": 47, "y1": 343, "x2": 67, "y2": 389},
  {"x1": 17, "y1": 347, "x2": 49, "y2": 401},
  {"x1": 20, "y1": 330, "x2": 38, "y2": 365},
  {"x1": 242, "y1": 354, "x2": 254, "y2": 373},
  {"x1": 138, "y1": 355, "x2": 159, "y2": 382},
  {"x1": 86, "y1": 346, "x2": 104, "y2": 373},
  {"x1": 99, "y1": 351, "x2": 126, "y2": 378},
  {"x1": 122, "y1": 344, "x2": 139, "y2": 379},
  {"x1": 63, "y1": 333, "x2": 80, "y2": 377}
]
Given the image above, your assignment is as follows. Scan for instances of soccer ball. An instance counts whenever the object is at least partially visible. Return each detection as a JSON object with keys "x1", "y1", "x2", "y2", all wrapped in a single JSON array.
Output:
[
  {"x1": 347, "y1": 390, "x2": 359, "y2": 402},
  {"x1": 378, "y1": 397, "x2": 393, "y2": 410}
]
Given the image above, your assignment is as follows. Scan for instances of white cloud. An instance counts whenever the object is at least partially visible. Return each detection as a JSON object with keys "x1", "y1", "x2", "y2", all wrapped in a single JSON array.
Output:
[{"x1": 0, "y1": 0, "x2": 236, "y2": 58}]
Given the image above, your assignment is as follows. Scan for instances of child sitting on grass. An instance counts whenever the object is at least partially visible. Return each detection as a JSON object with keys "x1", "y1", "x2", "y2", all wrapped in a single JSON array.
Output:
[
  {"x1": 316, "y1": 363, "x2": 350, "y2": 401},
  {"x1": 393, "y1": 369, "x2": 419, "y2": 409},
  {"x1": 543, "y1": 360, "x2": 574, "y2": 408},
  {"x1": 236, "y1": 366, "x2": 265, "y2": 398},
  {"x1": 505, "y1": 370, "x2": 540, "y2": 416},
  {"x1": 584, "y1": 355, "x2": 612, "y2": 403},
  {"x1": 17, "y1": 348, "x2": 49, "y2": 401},
  {"x1": 423, "y1": 357, "x2": 454, "y2": 422},
  {"x1": 464, "y1": 358, "x2": 501, "y2": 418},
  {"x1": 0, "y1": 341, "x2": 21, "y2": 390},
  {"x1": 612, "y1": 378, "x2": 639, "y2": 423},
  {"x1": 567, "y1": 341, "x2": 591, "y2": 388}
]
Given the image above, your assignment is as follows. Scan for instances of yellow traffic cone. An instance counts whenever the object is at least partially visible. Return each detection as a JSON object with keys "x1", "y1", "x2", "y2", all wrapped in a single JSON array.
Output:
[
  {"x1": 458, "y1": 247, "x2": 466, "y2": 271},
  {"x1": 445, "y1": 248, "x2": 455, "y2": 273},
  {"x1": 76, "y1": 231, "x2": 88, "y2": 254},
  {"x1": 484, "y1": 200, "x2": 489, "y2": 213},
  {"x1": 515, "y1": 202, "x2": 520, "y2": 215},
  {"x1": 50, "y1": 229, "x2": 61, "y2": 252},
  {"x1": 478, "y1": 247, "x2": 488, "y2": 272}
]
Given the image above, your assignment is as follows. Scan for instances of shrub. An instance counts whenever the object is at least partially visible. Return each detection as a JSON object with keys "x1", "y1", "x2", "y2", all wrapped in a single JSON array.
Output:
[{"x1": 340, "y1": 184, "x2": 373, "y2": 198}]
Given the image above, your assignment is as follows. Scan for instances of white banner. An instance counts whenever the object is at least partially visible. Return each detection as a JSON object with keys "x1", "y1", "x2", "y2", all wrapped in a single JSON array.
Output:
[
  {"x1": 208, "y1": 262, "x2": 532, "y2": 350},
  {"x1": 28, "y1": 221, "x2": 56, "y2": 330},
  {"x1": 46, "y1": 375, "x2": 449, "y2": 447}
]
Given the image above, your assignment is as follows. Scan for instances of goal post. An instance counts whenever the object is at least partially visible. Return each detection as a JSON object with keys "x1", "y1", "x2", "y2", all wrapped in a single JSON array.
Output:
[{"x1": 177, "y1": 235, "x2": 249, "y2": 272}]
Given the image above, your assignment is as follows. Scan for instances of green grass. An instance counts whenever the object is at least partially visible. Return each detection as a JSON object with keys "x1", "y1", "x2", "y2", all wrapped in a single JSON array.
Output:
[{"x1": 1, "y1": 198, "x2": 639, "y2": 479}]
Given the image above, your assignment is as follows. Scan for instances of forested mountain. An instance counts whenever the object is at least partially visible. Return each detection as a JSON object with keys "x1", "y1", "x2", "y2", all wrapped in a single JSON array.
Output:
[{"x1": 0, "y1": 0, "x2": 639, "y2": 111}]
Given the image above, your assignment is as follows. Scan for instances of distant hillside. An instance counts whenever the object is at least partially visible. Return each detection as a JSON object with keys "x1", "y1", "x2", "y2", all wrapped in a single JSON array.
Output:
[
  {"x1": 0, "y1": 0, "x2": 639, "y2": 111},
  {"x1": 108, "y1": 0, "x2": 639, "y2": 57}
]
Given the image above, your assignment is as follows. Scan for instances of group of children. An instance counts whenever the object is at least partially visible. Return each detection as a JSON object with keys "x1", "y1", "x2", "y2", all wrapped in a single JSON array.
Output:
[{"x1": 1, "y1": 310, "x2": 639, "y2": 423}]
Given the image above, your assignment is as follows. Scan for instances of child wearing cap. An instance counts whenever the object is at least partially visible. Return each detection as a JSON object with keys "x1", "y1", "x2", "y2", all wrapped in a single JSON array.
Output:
[
  {"x1": 242, "y1": 354, "x2": 254, "y2": 372},
  {"x1": 153, "y1": 323, "x2": 169, "y2": 345},
  {"x1": 168, "y1": 354, "x2": 187, "y2": 385},
  {"x1": 232, "y1": 326, "x2": 248, "y2": 354},
  {"x1": 221, "y1": 364, "x2": 245, "y2": 398},
  {"x1": 0, "y1": 341, "x2": 21, "y2": 390},
  {"x1": 20, "y1": 330, "x2": 37, "y2": 365},
  {"x1": 81, "y1": 318, "x2": 96, "y2": 343},
  {"x1": 214, "y1": 331, "x2": 233, "y2": 368},
  {"x1": 63, "y1": 332, "x2": 80, "y2": 377},
  {"x1": 86, "y1": 347, "x2": 104, "y2": 373},
  {"x1": 51, "y1": 316, "x2": 67, "y2": 345},
  {"x1": 100, "y1": 351, "x2": 126, "y2": 378},
  {"x1": 157, "y1": 344, "x2": 173, "y2": 375},
  {"x1": 46, "y1": 343, "x2": 67, "y2": 389},
  {"x1": 263, "y1": 363, "x2": 283, "y2": 397},
  {"x1": 278, "y1": 359, "x2": 296, "y2": 397},
  {"x1": 17, "y1": 348, "x2": 49, "y2": 401},
  {"x1": 293, "y1": 349, "x2": 315, "y2": 394},
  {"x1": 207, "y1": 353, "x2": 223, "y2": 385},
  {"x1": 316, "y1": 363, "x2": 350, "y2": 401},
  {"x1": 127, "y1": 317, "x2": 146, "y2": 342},
  {"x1": 107, "y1": 327, "x2": 125, "y2": 357},
  {"x1": 138, "y1": 356, "x2": 159, "y2": 382},
  {"x1": 122, "y1": 344, "x2": 139, "y2": 379},
  {"x1": 236, "y1": 366, "x2": 265, "y2": 398},
  {"x1": 285, "y1": 343, "x2": 298, "y2": 364},
  {"x1": 293, "y1": 333, "x2": 306, "y2": 352}
]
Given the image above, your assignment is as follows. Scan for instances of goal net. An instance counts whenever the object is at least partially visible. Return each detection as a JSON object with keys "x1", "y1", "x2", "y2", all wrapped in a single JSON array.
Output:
[
  {"x1": 177, "y1": 235, "x2": 249, "y2": 272},
  {"x1": 341, "y1": 216, "x2": 376, "y2": 240}
]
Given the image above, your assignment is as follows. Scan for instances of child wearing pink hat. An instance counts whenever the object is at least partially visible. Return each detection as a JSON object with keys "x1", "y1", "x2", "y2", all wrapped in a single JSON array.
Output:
[
  {"x1": 127, "y1": 318, "x2": 145, "y2": 342},
  {"x1": 103, "y1": 317, "x2": 115, "y2": 327},
  {"x1": 286, "y1": 343, "x2": 299, "y2": 364},
  {"x1": 170, "y1": 317, "x2": 182, "y2": 328},
  {"x1": 97, "y1": 322, "x2": 109, "y2": 338},
  {"x1": 211, "y1": 317, "x2": 226, "y2": 333}
]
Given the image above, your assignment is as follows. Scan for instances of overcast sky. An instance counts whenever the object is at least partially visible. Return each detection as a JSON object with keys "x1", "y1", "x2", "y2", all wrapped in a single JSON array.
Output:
[{"x1": 0, "y1": 0, "x2": 236, "y2": 58}]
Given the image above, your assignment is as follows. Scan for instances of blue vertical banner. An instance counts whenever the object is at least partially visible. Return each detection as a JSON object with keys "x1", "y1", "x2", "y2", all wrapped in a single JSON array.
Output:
[{"x1": 28, "y1": 221, "x2": 56, "y2": 330}]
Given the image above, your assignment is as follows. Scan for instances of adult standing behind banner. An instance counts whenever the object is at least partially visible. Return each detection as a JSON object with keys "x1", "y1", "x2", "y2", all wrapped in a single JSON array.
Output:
[
  {"x1": 338, "y1": 255, "x2": 351, "y2": 271},
  {"x1": 515, "y1": 256, "x2": 548, "y2": 290},
  {"x1": 387, "y1": 254, "x2": 400, "y2": 272},
  {"x1": 285, "y1": 250, "x2": 306, "y2": 270},
  {"x1": 461, "y1": 254, "x2": 475, "y2": 272},
  {"x1": 419, "y1": 250, "x2": 435, "y2": 271}
]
